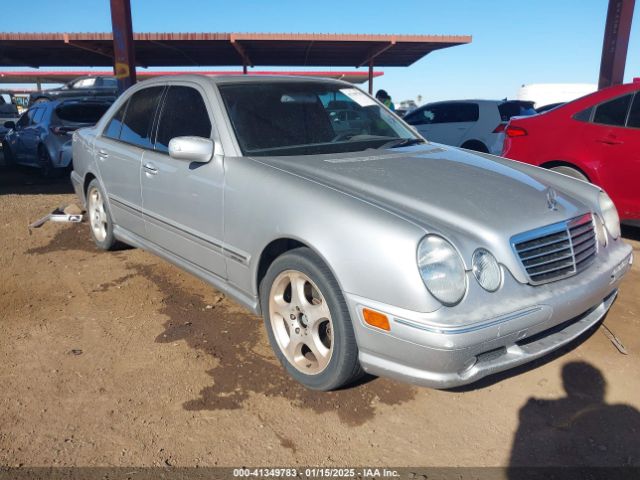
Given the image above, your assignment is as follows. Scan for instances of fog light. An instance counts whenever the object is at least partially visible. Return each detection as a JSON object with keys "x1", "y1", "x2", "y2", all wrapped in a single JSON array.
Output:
[
  {"x1": 472, "y1": 248, "x2": 502, "y2": 292},
  {"x1": 362, "y1": 308, "x2": 390, "y2": 331}
]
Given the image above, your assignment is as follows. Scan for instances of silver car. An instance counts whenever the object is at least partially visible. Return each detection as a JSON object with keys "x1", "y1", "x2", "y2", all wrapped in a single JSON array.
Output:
[{"x1": 71, "y1": 75, "x2": 632, "y2": 390}]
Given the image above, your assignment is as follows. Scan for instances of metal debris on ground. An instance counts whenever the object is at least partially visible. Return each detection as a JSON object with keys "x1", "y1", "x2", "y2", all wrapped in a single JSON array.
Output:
[
  {"x1": 601, "y1": 323, "x2": 628, "y2": 355},
  {"x1": 28, "y1": 205, "x2": 84, "y2": 230}
]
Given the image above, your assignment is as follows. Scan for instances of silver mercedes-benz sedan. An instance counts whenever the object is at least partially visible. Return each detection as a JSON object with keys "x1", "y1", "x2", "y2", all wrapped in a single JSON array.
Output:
[{"x1": 71, "y1": 75, "x2": 633, "y2": 391}]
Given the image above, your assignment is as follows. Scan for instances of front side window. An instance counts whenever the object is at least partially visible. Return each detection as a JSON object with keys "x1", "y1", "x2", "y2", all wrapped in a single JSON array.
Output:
[
  {"x1": 593, "y1": 94, "x2": 632, "y2": 126},
  {"x1": 219, "y1": 82, "x2": 420, "y2": 156},
  {"x1": 155, "y1": 86, "x2": 212, "y2": 153},
  {"x1": 16, "y1": 111, "x2": 31, "y2": 128},
  {"x1": 118, "y1": 86, "x2": 164, "y2": 148},
  {"x1": 626, "y1": 93, "x2": 640, "y2": 128}
]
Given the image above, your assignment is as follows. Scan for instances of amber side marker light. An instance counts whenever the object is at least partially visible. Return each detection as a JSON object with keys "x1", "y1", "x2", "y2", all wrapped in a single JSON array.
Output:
[{"x1": 362, "y1": 308, "x2": 391, "y2": 331}]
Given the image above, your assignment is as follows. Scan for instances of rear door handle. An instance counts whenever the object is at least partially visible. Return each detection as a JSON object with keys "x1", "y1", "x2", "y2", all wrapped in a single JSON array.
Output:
[{"x1": 143, "y1": 162, "x2": 158, "y2": 175}]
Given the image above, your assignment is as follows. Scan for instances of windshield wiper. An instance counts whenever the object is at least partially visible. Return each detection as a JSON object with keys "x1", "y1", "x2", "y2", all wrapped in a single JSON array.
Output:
[{"x1": 377, "y1": 138, "x2": 426, "y2": 149}]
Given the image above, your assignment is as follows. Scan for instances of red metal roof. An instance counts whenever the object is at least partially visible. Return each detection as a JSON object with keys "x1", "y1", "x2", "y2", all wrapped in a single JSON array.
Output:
[
  {"x1": 0, "y1": 70, "x2": 383, "y2": 85},
  {"x1": 0, "y1": 32, "x2": 471, "y2": 68}
]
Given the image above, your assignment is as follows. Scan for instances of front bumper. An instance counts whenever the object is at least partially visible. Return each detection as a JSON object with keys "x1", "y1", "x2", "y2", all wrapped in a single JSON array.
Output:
[{"x1": 346, "y1": 241, "x2": 633, "y2": 389}]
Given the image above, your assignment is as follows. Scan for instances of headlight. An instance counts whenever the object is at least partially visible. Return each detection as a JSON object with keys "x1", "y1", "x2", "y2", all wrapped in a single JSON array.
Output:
[
  {"x1": 472, "y1": 249, "x2": 502, "y2": 292},
  {"x1": 417, "y1": 235, "x2": 467, "y2": 306},
  {"x1": 599, "y1": 191, "x2": 621, "y2": 240}
]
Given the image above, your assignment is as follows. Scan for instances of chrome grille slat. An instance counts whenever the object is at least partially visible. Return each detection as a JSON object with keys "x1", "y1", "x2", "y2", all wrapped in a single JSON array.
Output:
[
  {"x1": 512, "y1": 213, "x2": 597, "y2": 285},
  {"x1": 515, "y1": 231, "x2": 569, "y2": 253},
  {"x1": 519, "y1": 242, "x2": 571, "y2": 261},
  {"x1": 523, "y1": 252, "x2": 574, "y2": 269}
]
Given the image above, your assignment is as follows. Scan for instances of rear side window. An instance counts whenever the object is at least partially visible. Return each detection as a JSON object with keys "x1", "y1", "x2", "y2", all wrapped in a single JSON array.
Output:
[
  {"x1": 626, "y1": 94, "x2": 640, "y2": 128},
  {"x1": 32, "y1": 107, "x2": 46, "y2": 124},
  {"x1": 118, "y1": 87, "x2": 164, "y2": 148},
  {"x1": 56, "y1": 103, "x2": 111, "y2": 124},
  {"x1": 104, "y1": 102, "x2": 127, "y2": 139},
  {"x1": 405, "y1": 102, "x2": 479, "y2": 125},
  {"x1": 498, "y1": 101, "x2": 536, "y2": 121},
  {"x1": 155, "y1": 86, "x2": 212, "y2": 153},
  {"x1": 593, "y1": 94, "x2": 632, "y2": 126}
]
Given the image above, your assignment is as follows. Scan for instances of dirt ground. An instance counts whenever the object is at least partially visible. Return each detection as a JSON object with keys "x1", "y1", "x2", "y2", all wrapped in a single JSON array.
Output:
[{"x1": 1, "y1": 164, "x2": 639, "y2": 469}]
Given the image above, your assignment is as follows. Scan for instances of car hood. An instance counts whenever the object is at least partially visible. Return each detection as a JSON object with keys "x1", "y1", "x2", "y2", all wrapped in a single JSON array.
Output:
[{"x1": 251, "y1": 144, "x2": 592, "y2": 246}]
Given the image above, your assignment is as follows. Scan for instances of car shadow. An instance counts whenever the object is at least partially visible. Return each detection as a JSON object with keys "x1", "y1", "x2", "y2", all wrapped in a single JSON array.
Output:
[
  {"x1": 507, "y1": 361, "x2": 640, "y2": 475},
  {"x1": 0, "y1": 164, "x2": 74, "y2": 195},
  {"x1": 621, "y1": 223, "x2": 640, "y2": 242}
]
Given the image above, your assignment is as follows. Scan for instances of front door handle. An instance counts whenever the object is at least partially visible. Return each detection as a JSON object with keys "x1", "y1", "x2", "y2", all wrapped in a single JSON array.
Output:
[
  {"x1": 597, "y1": 137, "x2": 624, "y2": 145},
  {"x1": 143, "y1": 162, "x2": 158, "y2": 175},
  {"x1": 97, "y1": 149, "x2": 109, "y2": 159}
]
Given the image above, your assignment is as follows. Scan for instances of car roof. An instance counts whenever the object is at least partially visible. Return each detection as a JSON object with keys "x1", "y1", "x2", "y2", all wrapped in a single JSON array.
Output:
[
  {"x1": 136, "y1": 73, "x2": 355, "y2": 88},
  {"x1": 419, "y1": 99, "x2": 532, "y2": 107}
]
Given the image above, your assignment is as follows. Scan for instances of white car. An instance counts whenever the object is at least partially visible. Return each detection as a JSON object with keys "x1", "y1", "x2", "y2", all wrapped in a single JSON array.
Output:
[{"x1": 403, "y1": 99, "x2": 536, "y2": 155}]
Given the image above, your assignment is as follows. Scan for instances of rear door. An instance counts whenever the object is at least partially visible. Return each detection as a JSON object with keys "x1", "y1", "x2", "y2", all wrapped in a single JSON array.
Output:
[
  {"x1": 94, "y1": 86, "x2": 165, "y2": 237},
  {"x1": 140, "y1": 84, "x2": 226, "y2": 278}
]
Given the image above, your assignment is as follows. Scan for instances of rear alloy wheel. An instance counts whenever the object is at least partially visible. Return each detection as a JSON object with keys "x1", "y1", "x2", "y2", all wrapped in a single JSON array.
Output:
[
  {"x1": 260, "y1": 247, "x2": 364, "y2": 390},
  {"x1": 86, "y1": 179, "x2": 118, "y2": 250},
  {"x1": 549, "y1": 165, "x2": 589, "y2": 182}
]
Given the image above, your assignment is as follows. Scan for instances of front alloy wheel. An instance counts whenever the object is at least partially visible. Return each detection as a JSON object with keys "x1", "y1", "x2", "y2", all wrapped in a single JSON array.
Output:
[
  {"x1": 269, "y1": 270, "x2": 334, "y2": 375},
  {"x1": 260, "y1": 247, "x2": 364, "y2": 390}
]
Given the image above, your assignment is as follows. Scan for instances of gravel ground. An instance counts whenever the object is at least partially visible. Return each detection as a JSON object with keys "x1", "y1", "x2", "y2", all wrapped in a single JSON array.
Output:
[{"x1": 1, "y1": 165, "x2": 639, "y2": 468}]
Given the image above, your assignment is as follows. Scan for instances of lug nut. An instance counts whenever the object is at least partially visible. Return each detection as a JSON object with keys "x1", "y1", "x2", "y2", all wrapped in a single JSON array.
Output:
[
  {"x1": 290, "y1": 314, "x2": 296, "y2": 320},
  {"x1": 295, "y1": 327, "x2": 300, "y2": 334}
]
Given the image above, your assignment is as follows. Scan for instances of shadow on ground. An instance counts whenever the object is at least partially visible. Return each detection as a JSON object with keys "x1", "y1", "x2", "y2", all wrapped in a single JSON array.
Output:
[
  {"x1": 0, "y1": 165, "x2": 74, "y2": 195},
  {"x1": 127, "y1": 264, "x2": 418, "y2": 427},
  {"x1": 508, "y1": 361, "x2": 640, "y2": 473}
]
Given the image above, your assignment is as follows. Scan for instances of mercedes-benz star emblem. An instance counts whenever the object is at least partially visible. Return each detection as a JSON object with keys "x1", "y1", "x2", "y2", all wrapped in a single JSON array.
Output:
[{"x1": 546, "y1": 188, "x2": 559, "y2": 211}]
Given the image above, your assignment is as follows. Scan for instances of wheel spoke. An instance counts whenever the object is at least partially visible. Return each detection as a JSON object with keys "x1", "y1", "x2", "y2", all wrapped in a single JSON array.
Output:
[
  {"x1": 289, "y1": 273, "x2": 308, "y2": 308},
  {"x1": 308, "y1": 332, "x2": 331, "y2": 367},
  {"x1": 305, "y1": 300, "x2": 330, "y2": 327}
]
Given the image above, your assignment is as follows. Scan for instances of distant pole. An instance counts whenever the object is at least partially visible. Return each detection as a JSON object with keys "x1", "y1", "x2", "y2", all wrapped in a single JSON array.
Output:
[
  {"x1": 598, "y1": 0, "x2": 635, "y2": 89},
  {"x1": 368, "y1": 61, "x2": 373, "y2": 94},
  {"x1": 110, "y1": 0, "x2": 137, "y2": 94}
]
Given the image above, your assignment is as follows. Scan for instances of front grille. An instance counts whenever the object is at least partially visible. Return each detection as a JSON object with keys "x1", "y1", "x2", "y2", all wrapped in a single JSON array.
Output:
[{"x1": 512, "y1": 213, "x2": 597, "y2": 285}]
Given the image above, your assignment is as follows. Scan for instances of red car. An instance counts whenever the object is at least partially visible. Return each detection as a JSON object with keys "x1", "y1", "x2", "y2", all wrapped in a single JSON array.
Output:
[{"x1": 502, "y1": 82, "x2": 640, "y2": 221}]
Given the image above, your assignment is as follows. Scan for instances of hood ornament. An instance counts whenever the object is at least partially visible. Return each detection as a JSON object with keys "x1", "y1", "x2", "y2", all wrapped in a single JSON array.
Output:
[{"x1": 545, "y1": 188, "x2": 559, "y2": 211}]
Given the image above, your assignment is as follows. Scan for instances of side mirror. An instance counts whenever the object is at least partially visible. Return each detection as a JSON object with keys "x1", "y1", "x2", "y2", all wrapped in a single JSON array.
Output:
[
  {"x1": 168, "y1": 136, "x2": 213, "y2": 163},
  {"x1": 4, "y1": 121, "x2": 15, "y2": 129}
]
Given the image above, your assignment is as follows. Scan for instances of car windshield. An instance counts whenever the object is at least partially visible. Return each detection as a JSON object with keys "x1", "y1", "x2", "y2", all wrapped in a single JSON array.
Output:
[{"x1": 218, "y1": 81, "x2": 422, "y2": 156}]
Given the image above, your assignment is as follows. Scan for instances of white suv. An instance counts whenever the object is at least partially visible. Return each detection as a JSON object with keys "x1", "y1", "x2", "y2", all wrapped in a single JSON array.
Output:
[{"x1": 403, "y1": 99, "x2": 536, "y2": 155}]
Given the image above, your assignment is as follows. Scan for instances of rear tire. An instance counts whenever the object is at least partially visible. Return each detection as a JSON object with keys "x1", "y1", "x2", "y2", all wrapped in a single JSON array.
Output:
[
  {"x1": 38, "y1": 146, "x2": 56, "y2": 178},
  {"x1": 260, "y1": 247, "x2": 364, "y2": 391},
  {"x1": 549, "y1": 165, "x2": 589, "y2": 182},
  {"x1": 86, "y1": 179, "x2": 118, "y2": 251}
]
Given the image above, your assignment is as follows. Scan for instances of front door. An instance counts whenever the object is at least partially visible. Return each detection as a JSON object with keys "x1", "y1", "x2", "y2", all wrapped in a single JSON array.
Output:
[
  {"x1": 585, "y1": 92, "x2": 640, "y2": 219},
  {"x1": 140, "y1": 84, "x2": 227, "y2": 278}
]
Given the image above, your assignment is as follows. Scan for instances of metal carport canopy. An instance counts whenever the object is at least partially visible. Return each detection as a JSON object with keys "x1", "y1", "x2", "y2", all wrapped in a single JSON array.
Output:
[{"x1": 0, "y1": 32, "x2": 471, "y2": 68}]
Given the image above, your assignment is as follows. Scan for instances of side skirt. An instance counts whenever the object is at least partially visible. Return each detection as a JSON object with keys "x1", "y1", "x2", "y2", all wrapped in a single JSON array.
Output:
[{"x1": 113, "y1": 225, "x2": 260, "y2": 314}]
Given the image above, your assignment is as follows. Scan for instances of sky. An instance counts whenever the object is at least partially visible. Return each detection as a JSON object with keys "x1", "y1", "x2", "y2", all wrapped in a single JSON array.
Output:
[{"x1": 1, "y1": 0, "x2": 639, "y2": 104}]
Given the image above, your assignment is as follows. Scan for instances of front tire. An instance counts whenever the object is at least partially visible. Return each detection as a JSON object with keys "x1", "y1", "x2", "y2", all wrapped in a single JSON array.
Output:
[
  {"x1": 260, "y1": 247, "x2": 364, "y2": 391},
  {"x1": 86, "y1": 179, "x2": 118, "y2": 250}
]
